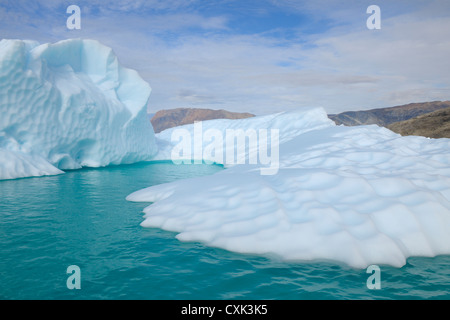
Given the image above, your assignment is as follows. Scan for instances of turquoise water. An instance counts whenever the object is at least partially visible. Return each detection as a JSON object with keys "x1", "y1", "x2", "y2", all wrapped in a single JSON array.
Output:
[{"x1": 0, "y1": 161, "x2": 449, "y2": 300}]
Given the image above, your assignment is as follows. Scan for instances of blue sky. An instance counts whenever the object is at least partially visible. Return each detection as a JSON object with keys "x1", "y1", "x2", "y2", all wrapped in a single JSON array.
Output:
[{"x1": 1, "y1": 0, "x2": 450, "y2": 114}]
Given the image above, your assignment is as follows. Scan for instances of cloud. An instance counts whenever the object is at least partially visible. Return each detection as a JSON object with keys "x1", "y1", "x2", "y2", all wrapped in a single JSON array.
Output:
[
  {"x1": 1, "y1": 0, "x2": 449, "y2": 114},
  {"x1": 175, "y1": 90, "x2": 219, "y2": 104},
  {"x1": 129, "y1": 8, "x2": 450, "y2": 114}
]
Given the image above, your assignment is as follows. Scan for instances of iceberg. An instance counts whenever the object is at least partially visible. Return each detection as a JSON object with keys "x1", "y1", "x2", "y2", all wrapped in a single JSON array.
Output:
[
  {"x1": 0, "y1": 39, "x2": 157, "y2": 180},
  {"x1": 153, "y1": 107, "x2": 333, "y2": 166},
  {"x1": 128, "y1": 108, "x2": 450, "y2": 268},
  {"x1": 2, "y1": 38, "x2": 449, "y2": 269}
]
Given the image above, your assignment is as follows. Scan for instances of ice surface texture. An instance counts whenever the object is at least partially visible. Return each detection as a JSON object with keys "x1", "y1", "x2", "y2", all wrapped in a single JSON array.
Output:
[
  {"x1": 128, "y1": 109, "x2": 450, "y2": 268},
  {"x1": 0, "y1": 39, "x2": 157, "y2": 180}
]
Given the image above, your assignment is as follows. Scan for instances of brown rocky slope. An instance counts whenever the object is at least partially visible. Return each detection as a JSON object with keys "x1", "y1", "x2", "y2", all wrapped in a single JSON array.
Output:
[
  {"x1": 328, "y1": 101, "x2": 450, "y2": 127},
  {"x1": 151, "y1": 108, "x2": 255, "y2": 133},
  {"x1": 387, "y1": 106, "x2": 450, "y2": 139}
]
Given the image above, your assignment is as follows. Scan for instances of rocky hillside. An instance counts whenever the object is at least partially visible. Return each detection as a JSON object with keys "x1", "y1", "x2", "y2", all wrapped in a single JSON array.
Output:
[
  {"x1": 151, "y1": 108, "x2": 255, "y2": 133},
  {"x1": 387, "y1": 107, "x2": 450, "y2": 139},
  {"x1": 329, "y1": 101, "x2": 450, "y2": 127}
]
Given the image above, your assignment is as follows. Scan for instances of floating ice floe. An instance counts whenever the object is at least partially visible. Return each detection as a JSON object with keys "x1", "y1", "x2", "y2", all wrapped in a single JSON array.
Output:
[{"x1": 128, "y1": 108, "x2": 450, "y2": 268}]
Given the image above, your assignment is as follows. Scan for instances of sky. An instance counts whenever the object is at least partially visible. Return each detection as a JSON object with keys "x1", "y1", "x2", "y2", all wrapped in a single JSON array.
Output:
[{"x1": 0, "y1": 0, "x2": 449, "y2": 115}]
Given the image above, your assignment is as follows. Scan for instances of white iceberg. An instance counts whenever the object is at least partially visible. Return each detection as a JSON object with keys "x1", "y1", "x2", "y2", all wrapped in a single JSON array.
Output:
[
  {"x1": 128, "y1": 108, "x2": 450, "y2": 268},
  {"x1": 153, "y1": 107, "x2": 332, "y2": 175},
  {"x1": 0, "y1": 39, "x2": 157, "y2": 180},
  {"x1": 2, "y1": 38, "x2": 449, "y2": 269}
]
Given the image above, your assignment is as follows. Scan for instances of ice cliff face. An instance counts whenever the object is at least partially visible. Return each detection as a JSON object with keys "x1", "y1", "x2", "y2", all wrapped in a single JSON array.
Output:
[{"x1": 0, "y1": 39, "x2": 157, "y2": 180}]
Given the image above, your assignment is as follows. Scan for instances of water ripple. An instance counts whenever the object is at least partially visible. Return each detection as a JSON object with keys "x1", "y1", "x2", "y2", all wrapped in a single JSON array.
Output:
[{"x1": 0, "y1": 162, "x2": 449, "y2": 299}]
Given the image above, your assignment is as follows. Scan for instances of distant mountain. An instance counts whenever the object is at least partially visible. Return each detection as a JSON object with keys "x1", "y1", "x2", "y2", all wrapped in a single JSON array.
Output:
[
  {"x1": 151, "y1": 108, "x2": 255, "y2": 133},
  {"x1": 328, "y1": 101, "x2": 450, "y2": 127},
  {"x1": 387, "y1": 106, "x2": 450, "y2": 139}
]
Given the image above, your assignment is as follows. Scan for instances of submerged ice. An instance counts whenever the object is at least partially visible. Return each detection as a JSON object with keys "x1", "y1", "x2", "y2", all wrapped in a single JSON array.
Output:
[
  {"x1": 128, "y1": 108, "x2": 450, "y2": 269},
  {"x1": 0, "y1": 39, "x2": 157, "y2": 180}
]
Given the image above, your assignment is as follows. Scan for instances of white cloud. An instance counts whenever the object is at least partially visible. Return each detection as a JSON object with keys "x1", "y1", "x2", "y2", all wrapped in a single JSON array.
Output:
[
  {"x1": 128, "y1": 11, "x2": 450, "y2": 114},
  {"x1": 1, "y1": 0, "x2": 449, "y2": 114}
]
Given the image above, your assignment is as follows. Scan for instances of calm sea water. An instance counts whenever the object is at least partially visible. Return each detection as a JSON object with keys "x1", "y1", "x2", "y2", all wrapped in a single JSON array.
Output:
[{"x1": 0, "y1": 161, "x2": 449, "y2": 300}]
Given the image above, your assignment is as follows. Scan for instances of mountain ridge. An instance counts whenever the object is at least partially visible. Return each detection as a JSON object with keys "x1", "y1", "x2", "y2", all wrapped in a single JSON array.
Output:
[
  {"x1": 151, "y1": 108, "x2": 255, "y2": 133},
  {"x1": 387, "y1": 106, "x2": 450, "y2": 139},
  {"x1": 328, "y1": 101, "x2": 450, "y2": 127},
  {"x1": 150, "y1": 101, "x2": 450, "y2": 139}
]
